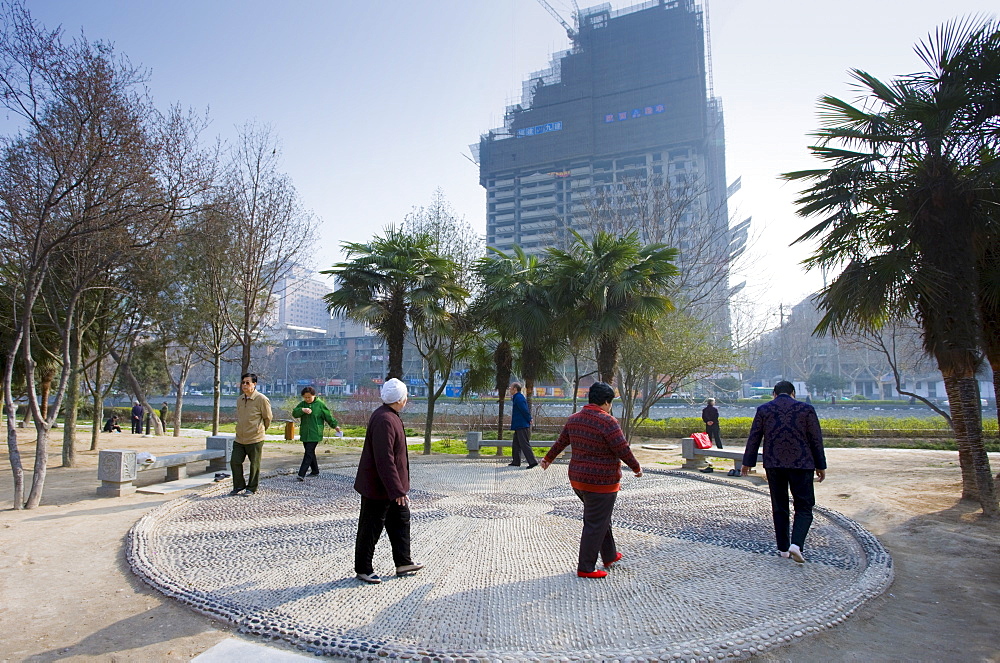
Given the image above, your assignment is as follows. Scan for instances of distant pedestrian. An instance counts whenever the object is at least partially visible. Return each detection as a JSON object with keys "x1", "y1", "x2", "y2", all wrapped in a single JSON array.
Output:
[
  {"x1": 741, "y1": 380, "x2": 827, "y2": 563},
  {"x1": 353, "y1": 378, "x2": 423, "y2": 585},
  {"x1": 103, "y1": 415, "x2": 122, "y2": 433},
  {"x1": 702, "y1": 398, "x2": 723, "y2": 449},
  {"x1": 292, "y1": 386, "x2": 342, "y2": 480},
  {"x1": 159, "y1": 402, "x2": 169, "y2": 430},
  {"x1": 507, "y1": 382, "x2": 538, "y2": 468},
  {"x1": 231, "y1": 373, "x2": 273, "y2": 496},
  {"x1": 130, "y1": 401, "x2": 143, "y2": 434},
  {"x1": 541, "y1": 382, "x2": 642, "y2": 578}
]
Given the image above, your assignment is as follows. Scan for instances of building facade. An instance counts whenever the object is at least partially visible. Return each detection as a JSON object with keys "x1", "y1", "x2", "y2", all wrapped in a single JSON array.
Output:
[{"x1": 476, "y1": 0, "x2": 735, "y2": 315}]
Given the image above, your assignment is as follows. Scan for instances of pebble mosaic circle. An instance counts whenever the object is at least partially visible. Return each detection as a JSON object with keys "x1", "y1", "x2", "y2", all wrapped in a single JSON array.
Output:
[{"x1": 127, "y1": 458, "x2": 893, "y2": 661}]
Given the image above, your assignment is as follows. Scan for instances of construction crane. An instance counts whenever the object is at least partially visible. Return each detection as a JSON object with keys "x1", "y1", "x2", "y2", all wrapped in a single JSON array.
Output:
[{"x1": 535, "y1": 0, "x2": 577, "y2": 41}]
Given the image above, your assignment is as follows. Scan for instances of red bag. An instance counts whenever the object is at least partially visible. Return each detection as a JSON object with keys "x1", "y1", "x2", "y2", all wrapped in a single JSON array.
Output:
[{"x1": 691, "y1": 432, "x2": 712, "y2": 449}]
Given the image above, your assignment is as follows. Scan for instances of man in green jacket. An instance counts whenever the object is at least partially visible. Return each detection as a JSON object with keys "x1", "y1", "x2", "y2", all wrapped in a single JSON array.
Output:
[{"x1": 292, "y1": 386, "x2": 342, "y2": 481}]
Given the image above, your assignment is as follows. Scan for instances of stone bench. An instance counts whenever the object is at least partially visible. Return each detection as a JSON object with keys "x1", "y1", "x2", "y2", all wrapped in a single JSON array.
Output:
[
  {"x1": 465, "y1": 431, "x2": 553, "y2": 459},
  {"x1": 97, "y1": 435, "x2": 233, "y2": 497},
  {"x1": 680, "y1": 437, "x2": 761, "y2": 471}
]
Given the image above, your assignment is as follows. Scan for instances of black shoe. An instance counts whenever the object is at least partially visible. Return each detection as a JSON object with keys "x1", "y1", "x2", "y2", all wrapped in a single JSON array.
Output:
[
  {"x1": 296, "y1": 475, "x2": 305, "y2": 482},
  {"x1": 228, "y1": 489, "x2": 242, "y2": 496},
  {"x1": 526, "y1": 462, "x2": 538, "y2": 468},
  {"x1": 243, "y1": 489, "x2": 256, "y2": 495},
  {"x1": 700, "y1": 466, "x2": 714, "y2": 473},
  {"x1": 308, "y1": 472, "x2": 320, "y2": 476},
  {"x1": 507, "y1": 463, "x2": 521, "y2": 467}
]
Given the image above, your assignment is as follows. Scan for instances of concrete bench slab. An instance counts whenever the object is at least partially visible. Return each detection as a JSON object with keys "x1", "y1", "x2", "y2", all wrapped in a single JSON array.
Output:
[{"x1": 680, "y1": 437, "x2": 761, "y2": 471}]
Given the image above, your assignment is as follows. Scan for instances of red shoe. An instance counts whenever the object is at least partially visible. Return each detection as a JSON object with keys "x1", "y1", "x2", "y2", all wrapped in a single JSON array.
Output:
[
  {"x1": 577, "y1": 569, "x2": 608, "y2": 578},
  {"x1": 603, "y1": 552, "x2": 623, "y2": 568}
]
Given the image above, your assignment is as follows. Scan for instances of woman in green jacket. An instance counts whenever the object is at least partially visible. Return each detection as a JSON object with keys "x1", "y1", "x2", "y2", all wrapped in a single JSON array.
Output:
[{"x1": 292, "y1": 386, "x2": 342, "y2": 480}]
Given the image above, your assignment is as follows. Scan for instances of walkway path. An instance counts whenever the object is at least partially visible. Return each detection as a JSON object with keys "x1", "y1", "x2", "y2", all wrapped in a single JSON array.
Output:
[{"x1": 129, "y1": 457, "x2": 892, "y2": 661}]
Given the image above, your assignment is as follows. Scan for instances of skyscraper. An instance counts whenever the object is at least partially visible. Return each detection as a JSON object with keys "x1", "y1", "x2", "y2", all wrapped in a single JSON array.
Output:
[{"x1": 476, "y1": 0, "x2": 739, "y2": 322}]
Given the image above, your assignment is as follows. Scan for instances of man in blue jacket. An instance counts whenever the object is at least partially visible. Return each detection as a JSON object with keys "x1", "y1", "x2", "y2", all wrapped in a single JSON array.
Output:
[
  {"x1": 741, "y1": 381, "x2": 826, "y2": 563},
  {"x1": 507, "y1": 382, "x2": 538, "y2": 468}
]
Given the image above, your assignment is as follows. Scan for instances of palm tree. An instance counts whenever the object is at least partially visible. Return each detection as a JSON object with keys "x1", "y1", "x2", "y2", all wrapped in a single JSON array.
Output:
[
  {"x1": 546, "y1": 231, "x2": 678, "y2": 383},
  {"x1": 473, "y1": 246, "x2": 562, "y2": 415},
  {"x1": 784, "y1": 17, "x2": 1000, "y2": 515},
  {"x1": 322, "y1": 227, "x2": 464, "y2": 381}
]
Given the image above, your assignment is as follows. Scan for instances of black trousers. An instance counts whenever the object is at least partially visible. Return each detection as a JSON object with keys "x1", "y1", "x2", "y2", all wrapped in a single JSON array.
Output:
[
  {"x1": 706, "y1": 422, "x2": 723, "y2": 448},
  {"x1": 298, "y1": 441, "x2": 319, "y2": 477},
  {"x1": 765, "y1": 467, "x2": 816, "y2": 551},
  {"x1": 511, "y1": 427, "x2": 537, "y2": 466},
  {"x1": 574, "y1": 488, "x2": 618, "y2": 572},
  {"x1": 354, "y1": 496, "x2": 413, "y2": 575},
  {"x1": 131, "y1": 416, "x2": 142, "y2": 434}
]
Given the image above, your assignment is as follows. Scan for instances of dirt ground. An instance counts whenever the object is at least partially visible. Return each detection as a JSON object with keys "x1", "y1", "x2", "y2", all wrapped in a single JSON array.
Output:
[{"x1": 1, "y1": 430, "x2": 998, "y2": 662}]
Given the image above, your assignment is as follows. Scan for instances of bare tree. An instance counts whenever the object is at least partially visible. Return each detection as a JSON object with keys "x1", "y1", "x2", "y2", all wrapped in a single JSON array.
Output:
[
  {"x1": 217, "y1": 123, "x2": 316, "y2": 376},
  {"x1": 402, "y1": 189, "x2": 479, "y2": 454},
  {"x1": 616, "y1": 310, "x2": 732, "y2": 442},
  {"x1": 581, "y1": 171, "x2": 753, "y2": 327}
]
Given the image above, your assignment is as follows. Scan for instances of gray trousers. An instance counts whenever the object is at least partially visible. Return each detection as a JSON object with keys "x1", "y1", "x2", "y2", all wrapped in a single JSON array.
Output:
[{"x1": 511, "y1": 427, "x2": 537, "y2": 466}]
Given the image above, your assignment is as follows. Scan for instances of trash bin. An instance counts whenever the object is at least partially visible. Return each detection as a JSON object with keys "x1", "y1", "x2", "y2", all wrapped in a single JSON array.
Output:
[{"x1": 284, "y1": 421, "x2": 295, "y2": 440}]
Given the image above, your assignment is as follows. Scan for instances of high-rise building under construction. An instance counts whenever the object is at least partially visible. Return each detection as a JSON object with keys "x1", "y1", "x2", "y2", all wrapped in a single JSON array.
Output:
[{"x1": 476, "y1": 0, "x2": 742, "y2": 320}]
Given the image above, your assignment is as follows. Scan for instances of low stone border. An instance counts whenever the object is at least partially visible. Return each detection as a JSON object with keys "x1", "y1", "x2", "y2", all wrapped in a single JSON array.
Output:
[{"x1": 127, "y1": 459, "x2": 893, "y2": 661}]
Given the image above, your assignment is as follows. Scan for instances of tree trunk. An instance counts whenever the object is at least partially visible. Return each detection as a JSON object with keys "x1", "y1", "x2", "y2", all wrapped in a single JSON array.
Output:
[
  {"x1": 62, "y1": 323, "x2": 83, "y2": 467},
  {"x1": 422, "y1": 364, "x2": 438, "y2": 455},
  {"x1": 90, "y1": 346, "x2": 104, "y2": 451},
  {"x1": 945, "y1": 374, "x2": 998, "y2": 515},
  {"x1": 38, "y1": 367, "x2": 54, "y2": 420},
  {"x1": 989, "y1": 357, "x2": 1000, "y2": 441},
  {"x1": 943, "y1": 375, "x2": 977, "y2": 500},
  {"x1": 597, "y1": 336, "x2": 618, "y2": 384},
  {"x1": 5, "y1": 395, "x2": 25, "y2": 510},
  {"x1": 212, "y1": 353, "x2": 222, "y2": 435},
  {"x1": 493, "y1": 340, "x2": 512, "y2": 441},
  {"x1": 25, "y1": 419, "x2": 50, "y2": 509}
]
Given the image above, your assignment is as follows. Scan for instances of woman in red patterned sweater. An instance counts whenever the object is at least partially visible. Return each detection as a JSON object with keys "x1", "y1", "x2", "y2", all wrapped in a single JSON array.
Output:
[{"x1": 541, "y1": 382, "x2": 643, "y2": 578}]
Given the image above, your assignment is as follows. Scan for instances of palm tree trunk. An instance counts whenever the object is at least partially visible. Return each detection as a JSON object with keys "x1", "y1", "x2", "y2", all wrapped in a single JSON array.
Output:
[
  {"x1": 944, "y1": 374, "x2": 998, "y2": 515},
  {"x1": 494, "y1": 340, "x2": 512, "y2": 441},
  {"x1": 597, "y1": 336, "x2": 618, "y2": 384},
  {"x1": 943, "y1": 375, "x2": 977, "y2": 499}
]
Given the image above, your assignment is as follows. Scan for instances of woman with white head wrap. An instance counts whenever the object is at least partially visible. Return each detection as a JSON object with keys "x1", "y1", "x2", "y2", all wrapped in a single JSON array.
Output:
[{"x1": 353, "y1": 378, "x2": 422, "y2": 584}]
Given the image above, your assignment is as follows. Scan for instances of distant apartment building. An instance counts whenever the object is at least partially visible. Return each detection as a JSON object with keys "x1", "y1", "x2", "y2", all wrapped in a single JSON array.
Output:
[
  {"x1": 475, "y1": 0, "x2": 740, "y2": 326},
  {"x1": 270, "y1": 264, "x2": 333, "y2": 338}
]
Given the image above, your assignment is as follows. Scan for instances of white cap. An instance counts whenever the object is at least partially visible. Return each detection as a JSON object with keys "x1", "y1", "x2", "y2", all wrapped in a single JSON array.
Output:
[{"x1": 380, "y1": 378, "x2": 408, "y2": 404}]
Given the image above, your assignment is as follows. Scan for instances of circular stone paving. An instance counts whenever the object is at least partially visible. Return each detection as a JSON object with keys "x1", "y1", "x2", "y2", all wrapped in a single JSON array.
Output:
[{"x1": 127, "y1": 459, "x2": 892, "y2": 661}]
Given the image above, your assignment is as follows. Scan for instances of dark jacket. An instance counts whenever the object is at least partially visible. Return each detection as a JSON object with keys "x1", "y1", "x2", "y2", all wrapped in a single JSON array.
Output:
[
  {"x1": 354, "y1": 404, "x2": 409, "y2": 500},
  {"x1": 510, "y1": 391, "x2": 532, "y2": 430},
  {"x1": 742, "y1": 394, "x2": 826, "y2": 470},
  {"x1": 701, "y1": 405, "x2": 719, "y2": 424},
  {"x1": 544, "y1": 404, "x2": 641, "y2": 493}
]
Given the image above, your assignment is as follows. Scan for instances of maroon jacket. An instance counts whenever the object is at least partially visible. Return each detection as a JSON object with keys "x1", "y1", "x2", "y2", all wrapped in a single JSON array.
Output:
[
  {"x1": 354, "y1": 404, "x2": 410, "y2": 500},
  {"x1": 544, "y1": 404, "x2": 641, "y2": 493}
]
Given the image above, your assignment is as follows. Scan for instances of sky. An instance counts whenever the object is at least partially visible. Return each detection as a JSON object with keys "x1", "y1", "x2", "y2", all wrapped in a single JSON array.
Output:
[{"x1": 20, "y1": 0, "x2": 999, "y2": 329}]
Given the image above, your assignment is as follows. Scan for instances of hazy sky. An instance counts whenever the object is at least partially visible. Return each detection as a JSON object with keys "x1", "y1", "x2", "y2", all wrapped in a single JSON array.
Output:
[{"x1": 21, "y1": 0, "x2": 998, "y2": 327}]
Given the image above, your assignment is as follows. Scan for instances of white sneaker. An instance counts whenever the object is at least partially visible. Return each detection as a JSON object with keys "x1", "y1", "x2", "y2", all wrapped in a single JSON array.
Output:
[
  {"x1": 356, "y1": 572, "x2": 382, "y2": 584},
  {"x1": 788, "y1": 544, "x2": 805, "y2": 563},
  {"x1": 779, "y1": 550, "x2": 791, "y2": 559}
]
